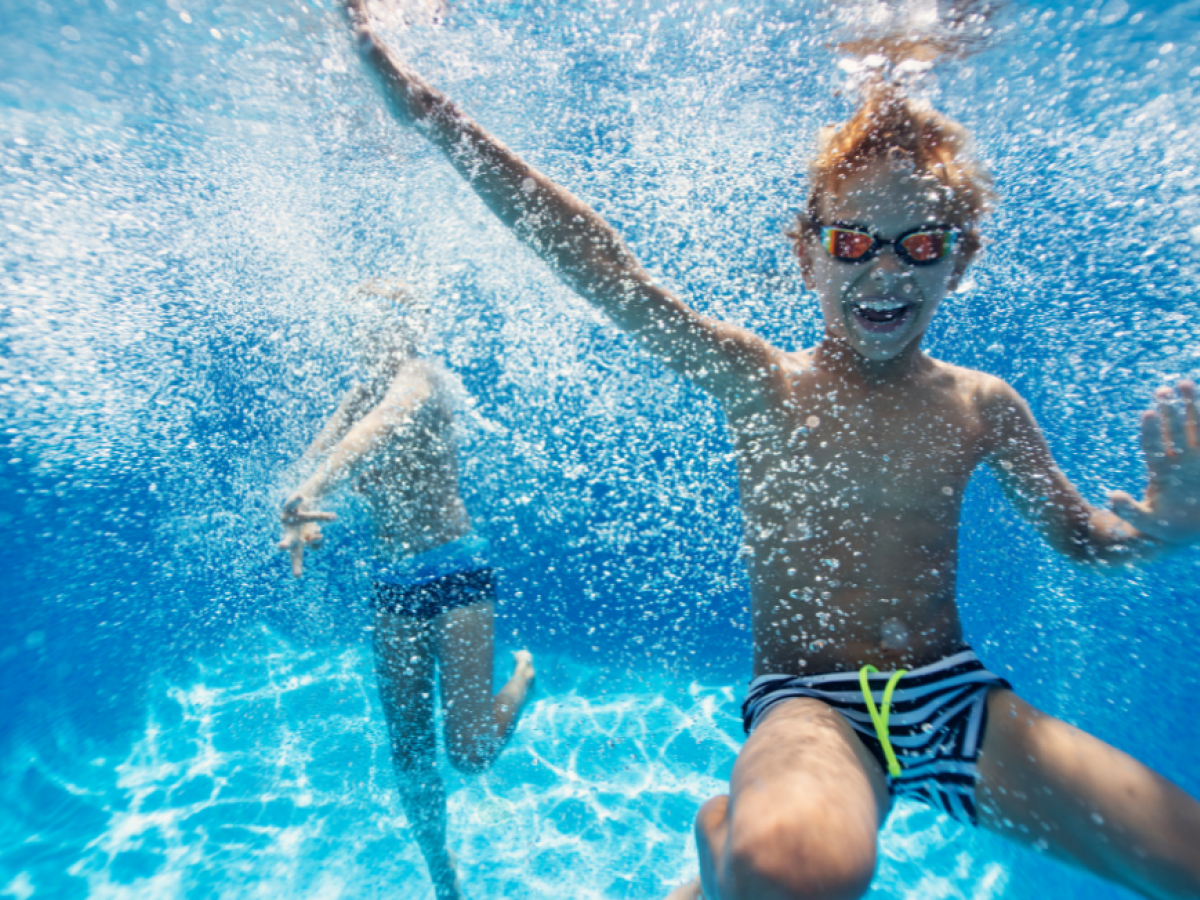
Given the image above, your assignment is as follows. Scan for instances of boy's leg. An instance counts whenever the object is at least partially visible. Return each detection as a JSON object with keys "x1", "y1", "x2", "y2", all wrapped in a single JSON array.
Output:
[
  {"x1": 373, "y1": 609, "x2": 463, "y2": 900},
  {"x1": 435, "y1": 600, "x2": 535, "y2": 773},
  {"x1": 689, "y1": 697, "x2": 890, "y2": 900},
  {"x1": 977, "y1": 689, "x2": 1200, "y2": 900}
]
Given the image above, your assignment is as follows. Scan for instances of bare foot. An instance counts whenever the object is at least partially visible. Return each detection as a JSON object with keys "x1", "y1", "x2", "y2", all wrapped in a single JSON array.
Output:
[
  {"x1": 512, "y1": 649, "x2": 535, "y2": 687},
  {"x1": 432, "y1": 849, "x2": 465, "y2": 900},
  {"x1": 493, "y1": 650, "x2": 535, "y2": 741},
  {"x1": 665, "y1": 877, "x2": 704, "y2": 900}
]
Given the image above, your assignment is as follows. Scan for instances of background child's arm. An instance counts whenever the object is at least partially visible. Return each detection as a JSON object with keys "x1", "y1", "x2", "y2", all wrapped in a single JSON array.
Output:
[
  {"x1": 279, "y1": 363, "x2": 434, "y2": 576},
  {"x1": 290, "y1": 363, "x2": 432, "y2": 507},
  {"x1": 983, "y1": 379, "x2": 1200, "y2": 566},
  {"x1": 345, "y1": 1, "x2": 776, "y2": 406},
  {"x1": 301, "y1": 383, "x2": 373, "y2": 462}
]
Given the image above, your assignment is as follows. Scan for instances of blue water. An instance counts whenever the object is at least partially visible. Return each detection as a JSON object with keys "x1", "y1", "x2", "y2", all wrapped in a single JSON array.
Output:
[{"x1": 2, "y1": 0, "x2": 1199, "y2": 897}]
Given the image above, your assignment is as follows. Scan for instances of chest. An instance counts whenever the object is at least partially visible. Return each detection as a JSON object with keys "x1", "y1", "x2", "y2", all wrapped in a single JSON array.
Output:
[{"x1": 730, "y1": 383, "x2": 990, "y2": 511}]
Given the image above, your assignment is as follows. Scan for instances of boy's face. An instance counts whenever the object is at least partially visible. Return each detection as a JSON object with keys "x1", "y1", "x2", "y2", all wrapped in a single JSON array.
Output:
[{"x1": 797, "y1": 160, "x2": 972, "y2": 363}]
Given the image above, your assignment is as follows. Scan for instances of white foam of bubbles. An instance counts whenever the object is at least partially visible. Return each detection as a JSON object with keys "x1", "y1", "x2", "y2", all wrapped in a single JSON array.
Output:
[{"x1": 0, "y1": 627, "x2": 1014, "y2": 899}]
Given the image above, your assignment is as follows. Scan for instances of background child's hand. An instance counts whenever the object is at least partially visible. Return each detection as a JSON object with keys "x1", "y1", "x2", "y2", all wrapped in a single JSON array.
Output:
[
  {"x1": 278, "y1": 496, "x2": 337, "y2": 577},
  {"x1": 1109, "y1": 380, "x2": 1200, "y2": 546}
]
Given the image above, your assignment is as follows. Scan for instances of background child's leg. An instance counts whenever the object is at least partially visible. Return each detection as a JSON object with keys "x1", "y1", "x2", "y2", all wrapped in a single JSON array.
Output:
[
  {"x1": 436, "y1": 600, "x2": 534, "y2": 773},
  {"x1": 373, "y1": 610, "x2": 462, "y2": 900},
  {"x1": 691, "y1": 697, "x2": 889, "y2": 900},
  {"x1": 977, "y1": 689, "x2": 1200, "y2": 900}
]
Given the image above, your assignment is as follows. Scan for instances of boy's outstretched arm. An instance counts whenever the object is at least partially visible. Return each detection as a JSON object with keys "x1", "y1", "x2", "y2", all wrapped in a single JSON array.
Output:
[
  {"x1": 983, "y1": 378, "x2": 1200, "y2": 566},
  {"x1": 279, "y1": 364, "x2": 433, "y2": 576},
  {"x1": 345, "y1": 0, "x2": 775, "y2": 404}
]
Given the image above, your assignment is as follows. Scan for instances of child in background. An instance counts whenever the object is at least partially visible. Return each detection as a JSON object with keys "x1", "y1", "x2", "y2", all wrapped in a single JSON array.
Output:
[
  {"x1": 340, "y1": 5, "x2": 1200, "y2": 898},
  {"x1": 279, "y1": 283, "x2": 535, "y2": 900}
]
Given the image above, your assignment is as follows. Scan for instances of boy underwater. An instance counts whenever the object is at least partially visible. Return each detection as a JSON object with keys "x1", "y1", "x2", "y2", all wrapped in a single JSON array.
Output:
[
  {"x1": 278, "y1": 284, "x2": 535, "y2": 900},
  {"x1": 338, "y1": 5, "x2": 1200, "y2": 899}
]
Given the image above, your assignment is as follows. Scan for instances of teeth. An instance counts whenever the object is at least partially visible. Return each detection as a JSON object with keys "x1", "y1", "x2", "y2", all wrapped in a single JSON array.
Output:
[{"x1": 856, "y1": 299, "x2": 909, "y2": 311}]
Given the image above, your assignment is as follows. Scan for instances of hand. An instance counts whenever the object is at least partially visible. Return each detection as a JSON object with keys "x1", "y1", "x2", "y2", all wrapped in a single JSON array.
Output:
[
  {"x1": 345, "y1": 0, "x2": 373, "y2": 42},
  {"x1": 1109, "y1": 380, "x2": 1200, "y2": 546},
  {"x1": 278, "y1": 495, "x2": 337, "y2": 577},
  {"x1": 342, "y1": 0, "x2": 443, "y2": 125}
]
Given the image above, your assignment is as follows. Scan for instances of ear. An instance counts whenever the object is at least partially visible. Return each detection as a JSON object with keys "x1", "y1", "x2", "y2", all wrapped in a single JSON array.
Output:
[
  {"x1": 946, "y1": 243, "x2": 977, "y2": 293},
  {"x1": 794, "y1": 238, "x2": 817, "y2": 291}
]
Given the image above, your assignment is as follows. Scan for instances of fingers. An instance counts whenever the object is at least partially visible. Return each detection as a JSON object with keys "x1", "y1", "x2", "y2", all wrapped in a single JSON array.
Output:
[
  {"x1": 304, "y1": 525, "x2": 328, "y2": 554},
  {"x1": 1157, "y1": 387, "x2": 1188, "y2": 457},
  {"x1": 1140, "y1": 409, "x2": 1166, "y2": 467},
  {"x1": 346, "y1": 0, "x2": 374, "y2": 35},
  {"x1": 280, "y1": 504, "x2": 337, "y2": 526},
  {"x1": 297, "y1": 510, "x2": 337, "y2": 523},
  {"x1": 1110, "y1": 490, "x2": 1154, "y2": 533},
  {"x1": 1151, "y1": 381, "x2": 1199, "y2": 457},
  {"x1": 1180, "y1": 380, "x2": 1198, "y2": 449}
]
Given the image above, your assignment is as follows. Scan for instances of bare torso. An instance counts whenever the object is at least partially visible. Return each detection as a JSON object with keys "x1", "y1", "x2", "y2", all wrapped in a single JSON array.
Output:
[
  {"x1": 347, "y1": 361, "x2": 470, "y2": 562},
  {"x1": 729, "y1": 347, "x2": 1003, "y2": 676}
]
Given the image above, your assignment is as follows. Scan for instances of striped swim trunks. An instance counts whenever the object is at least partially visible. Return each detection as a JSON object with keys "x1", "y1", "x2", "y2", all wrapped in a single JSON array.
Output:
[{"x1": 741, "y1": 648, "x2": 1011, "y2": 823}]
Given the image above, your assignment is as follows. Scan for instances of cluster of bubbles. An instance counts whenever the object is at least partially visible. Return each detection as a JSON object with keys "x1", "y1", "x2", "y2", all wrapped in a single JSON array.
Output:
[{"x1": 2, "y1": 0, "x2": 1199, "y2": 896}]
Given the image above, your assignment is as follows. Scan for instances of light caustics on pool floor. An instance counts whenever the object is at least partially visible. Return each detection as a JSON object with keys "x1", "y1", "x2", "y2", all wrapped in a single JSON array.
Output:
[{"x1": 0, "y1": 628, "x2": 1008, "y2": 900}]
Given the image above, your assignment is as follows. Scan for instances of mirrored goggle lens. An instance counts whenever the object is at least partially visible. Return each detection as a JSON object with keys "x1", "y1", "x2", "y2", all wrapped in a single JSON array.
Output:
[
  {"x1": 823, "y1": 228, "x2": 876, "y2": 261},
  {"x1": 899, "y1": 230, "x2": 954, "y2": 263}
]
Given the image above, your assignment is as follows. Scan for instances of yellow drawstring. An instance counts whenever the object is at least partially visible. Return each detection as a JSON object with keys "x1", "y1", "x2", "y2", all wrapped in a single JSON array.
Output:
[{"x1": 859, "y1": 665, "x2": 908, "y2": 778}]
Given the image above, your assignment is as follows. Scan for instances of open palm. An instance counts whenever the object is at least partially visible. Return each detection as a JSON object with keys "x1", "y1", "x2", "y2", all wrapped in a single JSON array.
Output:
[{"x1": 1110, "y1": 381, "x2": 1200, "y2": 546}]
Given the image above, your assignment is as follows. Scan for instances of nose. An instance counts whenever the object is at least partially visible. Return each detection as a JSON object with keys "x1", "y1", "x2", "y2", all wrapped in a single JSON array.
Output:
[{"x1": 870, "y1": 244, "x2": 913, "y2": 283}]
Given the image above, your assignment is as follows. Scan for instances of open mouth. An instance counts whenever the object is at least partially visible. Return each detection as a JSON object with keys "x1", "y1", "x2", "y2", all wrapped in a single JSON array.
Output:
[{"x1": 850, "y1": 298, "x2": 913, "y2": 335}]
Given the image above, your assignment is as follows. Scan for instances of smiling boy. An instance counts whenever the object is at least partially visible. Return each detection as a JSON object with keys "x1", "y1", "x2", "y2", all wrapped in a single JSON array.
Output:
[{"x1": 339, "y1": 5, "x2": 1200, "y2": 898}]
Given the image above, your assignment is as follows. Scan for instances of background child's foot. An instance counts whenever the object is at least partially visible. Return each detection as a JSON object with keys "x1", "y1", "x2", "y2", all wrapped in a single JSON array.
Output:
[
  {"x1": 432, "y1": 850, "x2": 465, "y2": 900},
  {"x1": 512, "y1": 649, "x2": 535, "y2": 686},
  {"x1": 665, "y1": 877, "x2": 703, "y2": 900}
]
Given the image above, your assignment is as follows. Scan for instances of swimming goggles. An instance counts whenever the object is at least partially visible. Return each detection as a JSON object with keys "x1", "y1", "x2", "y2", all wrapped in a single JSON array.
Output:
[{"x1": 816, "y1": 221, "x2": 959, "y2": 267}]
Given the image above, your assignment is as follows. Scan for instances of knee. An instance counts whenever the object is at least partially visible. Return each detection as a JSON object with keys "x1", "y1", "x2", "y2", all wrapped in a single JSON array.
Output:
[
  {"x1": 388, "y1": 731, "x2": 435, "y2": 771},
  {"x1": 697, "y1": 795, "x2": 730, "y2": 838},
  {"x1": 445, "y1": 739, "x2": 495, "y2": 775},
  {"x1": 718, "y1": 804, "x2": 876, "y2": 900}
]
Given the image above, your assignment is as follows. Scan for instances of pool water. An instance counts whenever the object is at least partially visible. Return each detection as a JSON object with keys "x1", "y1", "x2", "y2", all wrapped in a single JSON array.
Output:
[
  {"x1": 2, "y1": 0, "x2": 1199, "y2": 897},
  {"x1": 4, "y1": 629, "x2": 1012, "y2": 900}
]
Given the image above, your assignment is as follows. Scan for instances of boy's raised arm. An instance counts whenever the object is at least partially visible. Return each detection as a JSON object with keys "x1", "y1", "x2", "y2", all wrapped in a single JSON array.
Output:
[
  {"x1": 345, "y1": 0, "x2": 775, "y2": 403},
  {"x1": 983, "y1": 378, "x2": 1200, "y2": 566}
]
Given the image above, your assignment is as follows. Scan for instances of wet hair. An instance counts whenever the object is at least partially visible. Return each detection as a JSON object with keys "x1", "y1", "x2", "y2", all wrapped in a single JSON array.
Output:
[{"x1": 791, "y1": 31, "x2": 997, "y2": 260}]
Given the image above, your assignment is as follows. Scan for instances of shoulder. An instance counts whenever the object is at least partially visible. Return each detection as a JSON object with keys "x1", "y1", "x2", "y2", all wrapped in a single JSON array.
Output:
[
  {"x1": 732, "y1": 345, "x2": 814, "y2": 414},
  {"x1": 698, "y1": 316, "x2": 789, "y2": 374},
  {"x1": 920, "y1": 360, "x2": 1036, "y2": 446},
  {"x1": 396, "y1": 357, "x2": 467, "y2": 406},
  {"x1": 676, "y1": 315, "x2": 793, "y2": 410},
  {"x1": 925, "y1": 360, "x2": 1022, "y2": 412},
  {"x1": 393, "y1": 357, "x2": 437, "y2": 386}
]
